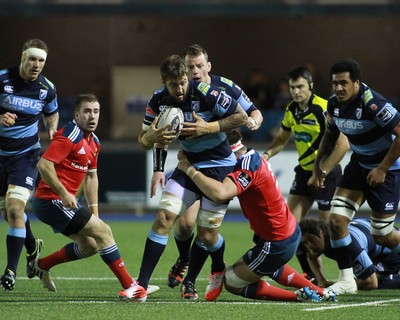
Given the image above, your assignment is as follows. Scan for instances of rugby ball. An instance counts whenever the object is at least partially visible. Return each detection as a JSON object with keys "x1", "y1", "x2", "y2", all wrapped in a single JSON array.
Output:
[{"x1": 157, "y1": 107, "x2": 184, "y2": 138}]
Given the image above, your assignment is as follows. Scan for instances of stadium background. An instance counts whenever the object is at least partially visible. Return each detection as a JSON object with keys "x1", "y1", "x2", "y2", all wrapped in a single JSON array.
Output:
[{"x1": 0, "y1": 0, "x2": 399, "y2": 213}]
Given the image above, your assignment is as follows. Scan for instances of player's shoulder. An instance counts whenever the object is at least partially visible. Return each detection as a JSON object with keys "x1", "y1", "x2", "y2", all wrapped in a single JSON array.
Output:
[
  {"x1": 236, "y1": 149, "x2": 262, "y2": 172},
  {"x1": 152, "y1": 85, "x2": 167, "y2": 96},
  {"x1": 61, "y1": 121, "x2": 84, "y2": 143},
  {"x1": 91, "y1": 132, "x2": 101, "y2": 147},
  {"x1": 0, "y1": 66, "x2": 16, "y2": 81},
  {"x1": 210, "y1": 74, "x2": 236, "y2": 88},
  {"x1": 0, "y1": 67, "x2": 10, "y2": 78},
  {"x1": 40, "y1": 75, "x2": 56, "y2": 90},
  {"x1": 361, "y1": 83, "x2": 389, "y2": 108}
]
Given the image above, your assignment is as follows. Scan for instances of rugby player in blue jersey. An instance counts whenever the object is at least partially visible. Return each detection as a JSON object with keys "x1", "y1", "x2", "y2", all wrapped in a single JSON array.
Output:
[
  {"x1": 119, "y1": 54, "x2": 247, "y2": 302},
  {"x1": 0, "y1": 39, "x2": 59, "y2": 290},
  {"x1": 300, "y1": 218, "x2": 400, "y2": 290},
  {"x1": 157, "y1": 44, "x2": 264, "y2": 299},
  {"x1": 310, "y1": 59, "x2": 400, "y2": 294}
]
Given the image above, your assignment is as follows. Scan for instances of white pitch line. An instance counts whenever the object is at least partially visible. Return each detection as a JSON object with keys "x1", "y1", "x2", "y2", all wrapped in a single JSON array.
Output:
[
  {"x1": 303, "y1": 298, "x2": 400, "y2": 311},
  {"x1": 19, "y1": 277, "x2": 208, "y2": 281}
]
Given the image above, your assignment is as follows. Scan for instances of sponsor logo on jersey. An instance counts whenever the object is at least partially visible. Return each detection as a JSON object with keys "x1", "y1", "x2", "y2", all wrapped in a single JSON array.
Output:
[
  {"x1": 294, "y1": 131, "x2": 312, "y2": 143},
  {"x1": 287, "y1": 272, "x2": 295, "y2": 284},
  {"x1": 300, "y1": 119, "x2": 316, "y2": 125},
  {"x1": 217, "y1": 92, "x2": 232, "y2": 109},
  {"x1": 196, "y1": 82, "x2": 210, "y2": 96},
  {"x1": 316, "y1": 200, "x2": 330, "y2": 206},
  {"x1": 334, "y1": 118, "x2": 364, "y2": 130},
  {"x1": 3, "y1": 95, "x2": 45, "y2": 111},
  {"x1": 220, "y1": 77, "x2": 233, "y2": 87},
  {"x1": 71, "y1": 162, "x2": 88, "y2": 171},
  {"x1": 362, "y1": 89, "x2": 373, "y2": 104},
  {"x1": 334, "y1": 108, "x2": 339, "y2": 117},
  {"x1": 210, "y1": 90, "x2": 219, "y2": 97},
  {"x1": 377, "y1": 107, "x2": 394, "y2": 124},
  {"x1": 39, "y1": 89, "x2": 48, "y2": 100},
  {"x1": 385, "y1": 202, "x2": 394, "y2": 211},
  {"x1": 77, "y1": 146, "x2": 86, "y2": 155},
  {"x1": 25, "y1": 176, "x2": 34, "y2": 187},
  {"x1": 191, "y1": 100, "x2": 200, "y2": 112},
  {"x1": 4, "y1": 85, "x2": 13, "y2": 94},
  {"x1": 370, "y1": 104, "x2": 378, "y2": 111},
  {"x1": 158, "y1": 105, "x2": 169, "y2": 113},
  {"x1": 356, "y1": 108, "x2": 362, "y2": 119},
  {"x1": 237, "y1": 172, "x2": 251, "y2": 189}
]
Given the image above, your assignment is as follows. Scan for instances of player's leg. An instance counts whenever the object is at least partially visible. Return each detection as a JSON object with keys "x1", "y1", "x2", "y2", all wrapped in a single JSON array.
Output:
[
  {"x1": 138, "y1": 177, "x2": 197, "y2": 291},
  {"x1": 288, "y1": 194, "x2": 315, "y2": 278},
  {"x1": 24, "y1": 212, "x2": 44, "y2": 278},
  {"x1": 30, "y1": 199, "x2": 98, "y2": 292},
  {"x1": 326, "y1": 159, "x2": 367, "y2": 294},
  {"x1": 168, "y1": 201, "x2": 199, "y2": 288},
  {"x1": 0, "y1": 191, "x2": 27, "y2": 290},
  {"x1": 287, "y1": 167, "x2": 317, "y2": 280},
  {"x1": 225, "y1": 260, "x2": 319, "y2": 302},
  {"x1": 182, "y1": 196, "x2": 227, "y2": 301},
  {"x1": 224, "y1": 226, "x2": 322, "y2": 302},
  {"x1": 2, "y1": 149, "x2": 43, "y2": 286},
  {"x1": 327, "y1": 188, "x2": 363, "y2": 294},
  {"x1": 368, "y1": 169, "x2": 400, "y2": 252},
  {"x1": 373, "y1": 247, "x2": 400, "y2": 289}
]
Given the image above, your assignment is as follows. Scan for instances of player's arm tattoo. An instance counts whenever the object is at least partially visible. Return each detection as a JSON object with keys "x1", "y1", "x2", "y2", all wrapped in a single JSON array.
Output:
[{"x1": 217, "y1": 104, "x2": 248, "y2": 132}]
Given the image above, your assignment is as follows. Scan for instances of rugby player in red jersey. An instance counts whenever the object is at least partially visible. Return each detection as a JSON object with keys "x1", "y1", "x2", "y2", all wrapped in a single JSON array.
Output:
[
  {"x1": 30, "y1": 93, "x2": 148, "y2": 301},
  {"x1": 177, "y1": 129, "x2": 336, "y2": 302}
]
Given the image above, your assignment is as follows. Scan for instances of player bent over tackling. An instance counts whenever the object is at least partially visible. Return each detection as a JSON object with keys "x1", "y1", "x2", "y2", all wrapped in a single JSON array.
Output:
[{"x1": 177, "y1": 130, "x2": 336, "y2": 302}]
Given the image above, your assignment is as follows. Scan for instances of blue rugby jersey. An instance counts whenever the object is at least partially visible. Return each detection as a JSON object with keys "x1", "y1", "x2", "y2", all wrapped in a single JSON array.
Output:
[
  {"x1": 327, "y1": 83, "x2": 400, "y2": 170},
  {"x1": 209, "y1": 74, "x2": 257, "y2": 115},
  {"x1": 324, "y1": 219, "x2": 397, "y2": 278},
  {"x1": 0, "y1": 66, "x2": 58, "y2": 156},
  {"x1": 143, "y1": 80, "x2": 238, "y2": 169}
]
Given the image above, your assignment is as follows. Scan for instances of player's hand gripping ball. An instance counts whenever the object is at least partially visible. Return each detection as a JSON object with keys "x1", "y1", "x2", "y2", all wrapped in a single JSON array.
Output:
[{"x1": 156, "y1": 107, "x2": 184, "y2": 138}]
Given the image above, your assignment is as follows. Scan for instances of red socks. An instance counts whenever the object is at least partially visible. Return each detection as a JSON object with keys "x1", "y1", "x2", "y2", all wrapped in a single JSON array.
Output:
[
  {"x1": 275, "y1": 265, "x2": 323, "y2": 296},
  {"x1": 254, "y1": 279, "x2": 297, "y2": 301},
  {"x1": 107, "y1": 258, "x2": 133, "y2": 289}
]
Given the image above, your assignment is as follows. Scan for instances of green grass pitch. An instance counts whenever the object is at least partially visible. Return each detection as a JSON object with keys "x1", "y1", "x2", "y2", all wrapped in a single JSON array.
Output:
[{"x1": 0, "y1": 216, "x2": 398, "y2": 320}]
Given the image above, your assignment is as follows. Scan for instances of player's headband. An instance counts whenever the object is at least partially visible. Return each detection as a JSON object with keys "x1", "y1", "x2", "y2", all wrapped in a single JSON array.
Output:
[
  {"x1": 230, "y1": 140, "x2": 244, "y2": 153},
  {"x1": 21, "y1": 48, "x2": 47, "y2": 62}
]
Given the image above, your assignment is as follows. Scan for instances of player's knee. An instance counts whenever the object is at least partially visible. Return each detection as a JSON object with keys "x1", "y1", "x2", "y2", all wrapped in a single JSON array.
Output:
[
  {"x1": 78, "y1": 238, "x2": 98, "y2": 256},
  {"x1": 153, "y1": 209, "x2": 177, "y2": 233},
  {"x1": 5, "y1": 204, "x2": 24, "y2": 224},
  {"x1": 196, "y1": 228, "x2": 218, "y2": 247},
  {"x1": 92, "y1": 219, "x2": 113, "y2": 242},
  {"x1": 224, "y1": 268, "x2": 249, "y2": 294},
  {"x1": 330, "y1": 196, "x2": 359, "y2": 225},
  {"x1": 174, "y1": 222, "x2": 194, "y2": 239},
  {"x1": 328, "y1": 214, "x2": 350, "y2": 236},
  {"x1": 175, "y1": 215, "x2": 196, "y2": 235}
]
